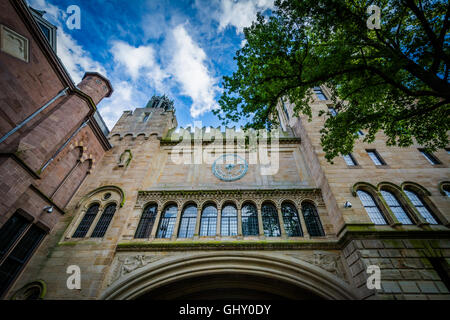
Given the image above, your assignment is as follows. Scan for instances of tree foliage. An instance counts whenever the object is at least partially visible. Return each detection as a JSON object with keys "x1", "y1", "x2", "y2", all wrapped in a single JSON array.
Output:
[{"x1": 215, "y1": 0, "x2": 450, "y2": 161}]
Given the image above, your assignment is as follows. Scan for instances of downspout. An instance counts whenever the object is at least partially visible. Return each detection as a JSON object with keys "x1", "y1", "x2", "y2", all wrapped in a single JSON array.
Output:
[{"x1": 0, "y1": 87, "x2": 69, "y2": 144}]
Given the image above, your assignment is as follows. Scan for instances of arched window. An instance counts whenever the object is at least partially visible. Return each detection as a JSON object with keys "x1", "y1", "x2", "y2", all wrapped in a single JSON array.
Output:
[
  {"x1": 156, "y1": 205, "x2": 178, "y2": 238},
  {"x1": 73, "y1": 204, "x2": 99, "y2": 238},
  {"x1": 242, "y1": 203, "x2": 259, "y2": 236},
  {"x1": 134, "y1": 204, "x2": 158, "y2": 238},
  {"x1": 199, "y1": 205, "x2": 217, "y2": 236},
  {"x1": 221, "y1": 204, "x2": 237, "y2": 236},
  {"x1": 404, "y1": 190, "x2": 439, "y2": 225},
  {"x1": 380, "y1": 190, "x2": 413, "y2": 224},
  {"x1": 301, "y1": 202, "x2": 325, "y2": 237},
  {"x1": 282, "y1": 203, "x2": 303, "y2": 237},
  {"x1": 178, "y1": 205, "x2": 197, "y2": 238},
  {"x1": 91, "y1": 203, "x2": 117, "y2": 237},
  {"x1": 357, "y1": 190, "x2": 387, "y2": 225},
  {"x1": 261, "y1": 202, "x2": 280, "y2": 237}
]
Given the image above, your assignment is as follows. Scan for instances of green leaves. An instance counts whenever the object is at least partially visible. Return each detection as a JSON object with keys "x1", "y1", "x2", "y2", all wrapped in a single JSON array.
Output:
[{"x1": 217, "y1": 0, "x2": 450, "y2": 161}]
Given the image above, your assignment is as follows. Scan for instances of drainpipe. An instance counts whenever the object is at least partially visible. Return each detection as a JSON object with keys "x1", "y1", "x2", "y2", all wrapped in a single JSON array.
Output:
[{"x1": 0, "y1": 87, "x2": 69, "y2": 144}]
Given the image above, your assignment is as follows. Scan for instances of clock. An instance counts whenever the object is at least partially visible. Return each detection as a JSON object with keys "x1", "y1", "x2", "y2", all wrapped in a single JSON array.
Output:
[{"x1": 212, "y1": 154, "x2": 248, "y2": 181}]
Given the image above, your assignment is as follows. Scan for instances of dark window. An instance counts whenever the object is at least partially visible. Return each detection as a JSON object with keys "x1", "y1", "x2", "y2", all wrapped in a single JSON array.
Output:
[
  {"x1": 404, "y1": 190, "x2": 439, "y2": 225},
  {"x1": 419, "y1": 149, "x2": 441, "y2": 165},
  {"x1": 178, "y1": 205, "x2": 197, "y2": 238},
  {"x1": 357, "y1": 130, "x2": 364, "y2": 136},
  {"x1": 282, "y1": 203, "x2": 303, "y2": 237},
  {"x1": 366, "y1": 149, "x2": 386, "y2": 166},
  {"x1": 380, "y1": 190, "x2": 413, "y2": 225},
  {"x1": 91, "y1": 204, "x2": 117, "y2": 238},
  {"x1": 73, "y1": 204, "x2": 99, "y2": 238},
  {"x1": 156, "y1": 205, "x2": 177, "y2": 238},
  {"x1": 38, "y1": 22, "x2": 50, "y2": 40},
  {"x1": 328, "y1": 107, "x2": 337, "y2": 116},
  {"x1": 301, "y1": 202, "x2": 325, "y2": 237},
  {"x1": 0, "y1": 225, "x2": 46, "y2": 297},
  {"x1": 143, "y1": 112, "x2": 151, "y2": 122},
  {"x1": 313, "y1": 87, "x2": 327, "y2": 100},
  {"x1": 242, "y1": 203, "x2": 259, "y2": 236},
  {"x1": 134, "y1": 204, "x2": 158, "y2": 238},
  {"x1": 0, "y1": 213, "x2": 29, "y2": 260},
  {"x1": 221, "y1": 204, "x2": 238, "y2": 236},
  {"x1": 444, "y1": 185, "x2": 450, "y2": 198},
  {"x1": 357, "y1": 190, "x2": 387, "y2": 225},
  {"x1": 199, "y1": 205, "x2": 217, "y2": 236},
  {"x1": 343, "y1": 154, "x2": 357, "y2": 166},
  {"x1": 261, "y1": 203, "x2": 281, "y2": 237}
]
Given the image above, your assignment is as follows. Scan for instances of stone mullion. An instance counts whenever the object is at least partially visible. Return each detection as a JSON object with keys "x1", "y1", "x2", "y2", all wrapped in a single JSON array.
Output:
[
  {"x1": 400, "y1": 190, "x2": 428, "y2": 226},
  {"x1": 298, "y1": 207, "x2": 310, "y2": 239},
  {"x1": 257, "y1": 206, "x2": 264, "y2": 238},
  {"x1": 193, "y1": 206, "x2": 201, "y2": 239},
  {"x1": 376, "y1": 191, "x2": 401, "y2": 226},
  {"x1": 216, "y1": 209, "x2": 222, "y2": 237},
  {"x1": 277, "y1": 206, "x2": 287, "y2": 238},
  {"x1": 86, "y1": 206, "x2": 103, "y2": 238},
  {"x1": 237, "y1": 207, "x2": 242, "y2": 239},
  {"x1": 150, "y1": 208, "x2": 162, "y2": 239},
  {"x1": 171, "y1": 206, "x2": 182, "y2": 240}
]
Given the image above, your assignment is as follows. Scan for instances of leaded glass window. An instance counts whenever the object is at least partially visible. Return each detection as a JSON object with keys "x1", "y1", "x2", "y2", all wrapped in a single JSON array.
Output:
[
  {"x1": 178, "y1": 205, "x2": 197, "y2": 238},
  {"x1": 221, "y1": 204, "x2": 237, "y2": 236},
  {"x1": 301, "y1": 202, "x2": 325, "y2": 237},
  {"x1": 242, "y1": 203, "x2": 259, "y2": 236},
  {"x1": 73, "y1": 204, "x2": 99, "y2": 238},
  {"x1": 343, "y1": 154, "x2": 357, "y2": 166},
  {"x1": 200, "y1": 205, "x2": 217, "y2": 236},
  {"x1": 282, "y1": 203, "x2": 303, "y2": 237},
  {"x1": 261, "y1": 203, "x2": 281, "y2": 237},
  {"x1": 0, "y1": 212, "x2": 29, "y2": 260},
  {"x1": 357, "y1": 190, "x2": 387, "y2": 225},
  {"x1": 157, "y1": 205, "x2": 178, "y2": 238},
  {"x1": 380, "y1": 190, "x2": 413, "y2": 224},
  {"x1": 404, "y1": 190, "x2": 438, "y2": 224},
  {"x1": 134, "y1": 204, "x2": 157, "y2": 238},
  {"x1": 367, "y1": 150, "x2": 385, "y2": 165},
  {"x1": 91, "y1": 203, "x2": 117, "y2": 237},
  {"x1": 0, "y1": 225, "x2": 46, "y2": 297}
]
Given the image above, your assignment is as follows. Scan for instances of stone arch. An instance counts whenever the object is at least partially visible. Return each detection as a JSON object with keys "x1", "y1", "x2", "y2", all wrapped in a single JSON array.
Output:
[
  {"x1": 241, "y1": 199, "x2": 258, "y2": 209},
  {"x1": 401, "y1": 181, "x2": 432, "y2": 196},
  {"x1": 76, "y1": 185, "x2": 125, "y2": 209},
  {"x1": 351, "y1": 181, "x2": 378, "y2": 197},
  {"x1": 101, "y1": 252, "x2": 357, "y2": 300},
  {"x1": 438, "y1": 181, "x2": 450, "y2": 197}
]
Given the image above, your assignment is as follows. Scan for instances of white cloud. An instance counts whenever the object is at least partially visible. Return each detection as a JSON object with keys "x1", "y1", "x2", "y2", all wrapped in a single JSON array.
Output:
[
  {"x1": 168, "y1": 25, "x2": 220, "y2": 117},
  {"x1": 217, "y1": 0, "x2": 274, "y2": 33},
  {"x1": 27, "y1": 0, "x2": 107, "y2": 84},
  {"x1": 98, "y1": 81, "x2": 134, "y2": 129}
]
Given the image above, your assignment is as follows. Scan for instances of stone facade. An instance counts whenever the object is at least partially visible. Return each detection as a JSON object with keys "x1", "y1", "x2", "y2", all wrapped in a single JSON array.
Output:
[
  {"x1": 0, "y1": 1, "x2": 112, "y2": 298},
  {"x1": 2, "y1": 1, "x2": 450, "y2": 301}
]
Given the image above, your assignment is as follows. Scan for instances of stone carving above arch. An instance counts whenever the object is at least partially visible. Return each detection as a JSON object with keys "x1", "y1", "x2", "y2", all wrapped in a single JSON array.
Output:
[
  {"x1": 102, "y1": 252, "x2": 356, "y2": 300},
  {"x1": 287, "y1": 251, "x2": 347, "y2": 282},
  {"x1": 76, "y1": 185, "x2": 125, "y2": 209}
]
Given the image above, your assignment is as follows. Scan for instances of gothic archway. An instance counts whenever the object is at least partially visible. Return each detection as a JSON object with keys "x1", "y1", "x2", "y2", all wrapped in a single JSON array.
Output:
[{"x1": 101, "y1": 252, "x2": 357, "y2": 300}]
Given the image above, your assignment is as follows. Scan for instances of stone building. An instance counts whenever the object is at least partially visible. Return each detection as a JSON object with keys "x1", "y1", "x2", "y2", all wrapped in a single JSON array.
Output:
[
  {"x1": 1, "y1": 1, "x2": 450, "y2": 301},
  {"x1": 4, "y1": 83, "x2": 450, "y2": 300},
  {"x1": 0, "y1": 0, "x2": 112, "y2": 298}
]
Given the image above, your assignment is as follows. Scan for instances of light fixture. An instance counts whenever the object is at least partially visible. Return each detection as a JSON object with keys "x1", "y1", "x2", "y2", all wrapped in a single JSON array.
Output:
[
  {"x1": 344, "y1": 201, "x2": 352, "y2": 208},
  {"x1": 43, "y1": 206, "x2": 53, "y2": 213}
]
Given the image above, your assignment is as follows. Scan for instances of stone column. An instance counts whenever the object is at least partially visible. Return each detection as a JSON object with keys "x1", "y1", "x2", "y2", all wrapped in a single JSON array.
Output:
[
  {"x1": 277, "y1": 206, "x2": 287, "y2": 239},
  {"x1": 237, "y1": 207, "x2": 243, "y2": 239},
  {"x1": 171, "y1": 206, "x2": 182, "y2": 240},
  {"x1": 257, "y1": 206, "x2": 265, "y2": 238},
  {"x1": 298, "y1": 208, "x2": 310, "y2": 239},
  {"x1": 150, "y1": 208, "x2": 162, "y2": 239},
  {"x1": 216, "y1": 208, "x2": 222, "y2": 238},
  {"x1": 194, "y1": 207, "x2": 201, "y2": 239},
  {"x1": 86, "y1": 206, "x2": 103, "y2": 237}
]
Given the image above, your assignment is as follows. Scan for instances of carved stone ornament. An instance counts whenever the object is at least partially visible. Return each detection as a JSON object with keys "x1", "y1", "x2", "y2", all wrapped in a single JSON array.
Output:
[
  {"x1": 212, "y1": 154, "x2": 248, "y2": 181},
  {"x1": 288, "y1": 251, "x2": 347, "y2": 281},
  {"x1": 118, "y1": 149, "x2": 132, "y2": 168},
  {"x1": 108, "y1": 254, "x2": 166, "y2": 286}
]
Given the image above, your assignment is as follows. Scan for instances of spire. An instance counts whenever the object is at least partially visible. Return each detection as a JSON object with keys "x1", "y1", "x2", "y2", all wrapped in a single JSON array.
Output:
[{"x1": 145, "y1": 95, "x2": 175, "y2": 112}]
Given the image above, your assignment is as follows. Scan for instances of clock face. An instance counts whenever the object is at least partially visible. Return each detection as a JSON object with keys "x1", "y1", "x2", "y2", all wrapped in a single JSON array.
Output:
[{"x1": 212, "y1": 154, "x2": 248, "y2": 181}]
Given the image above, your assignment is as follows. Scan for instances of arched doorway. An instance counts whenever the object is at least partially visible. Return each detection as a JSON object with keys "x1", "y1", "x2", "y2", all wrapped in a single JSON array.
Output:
[{"x1": 101, "y1": 252, "x2": 357, "y2": 300}]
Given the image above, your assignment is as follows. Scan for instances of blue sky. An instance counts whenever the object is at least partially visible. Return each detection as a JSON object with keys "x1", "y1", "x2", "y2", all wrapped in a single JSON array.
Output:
[{"x1": 26, "y1": 0, "x2": 275, "y2": 130}]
